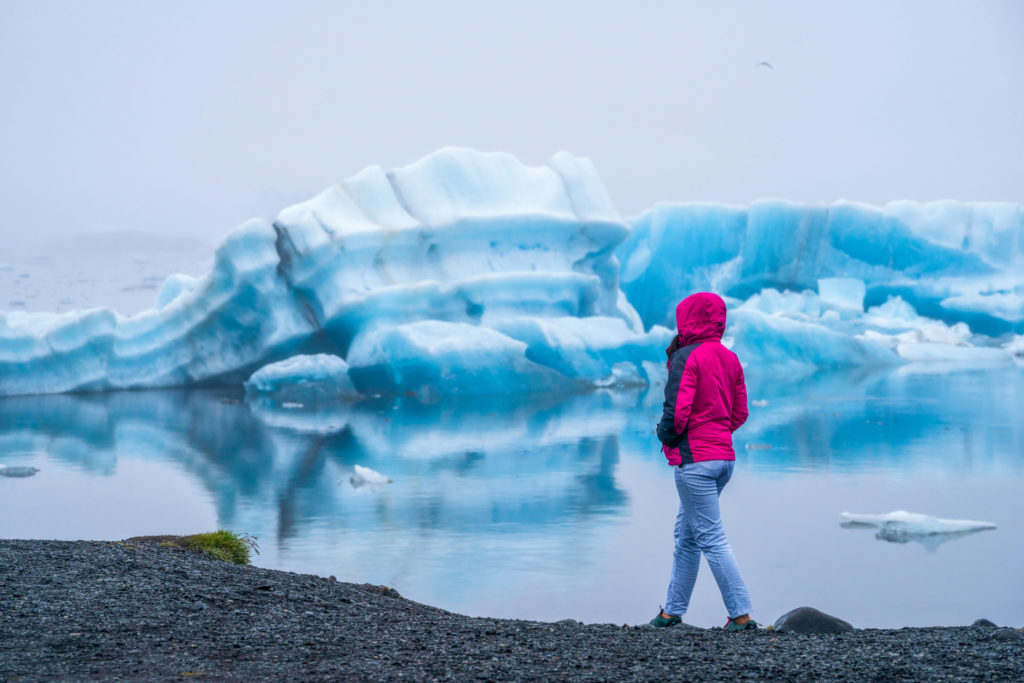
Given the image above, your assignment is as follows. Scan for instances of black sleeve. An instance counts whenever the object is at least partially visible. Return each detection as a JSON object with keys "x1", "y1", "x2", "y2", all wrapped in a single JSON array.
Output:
[{"x1": 657, "y1": 351, "x2": 687, "y2": 447}]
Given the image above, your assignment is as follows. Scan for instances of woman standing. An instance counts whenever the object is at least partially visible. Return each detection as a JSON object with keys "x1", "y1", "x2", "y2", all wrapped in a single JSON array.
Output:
[{"x1": 649, "y1": 292, "x2": 757, "y2": 630}]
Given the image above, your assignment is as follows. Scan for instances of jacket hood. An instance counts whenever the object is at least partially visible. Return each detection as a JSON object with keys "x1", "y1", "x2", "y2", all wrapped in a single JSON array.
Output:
[{"x1": 675, "y1": 292, "x2": 727, "y2": 346}]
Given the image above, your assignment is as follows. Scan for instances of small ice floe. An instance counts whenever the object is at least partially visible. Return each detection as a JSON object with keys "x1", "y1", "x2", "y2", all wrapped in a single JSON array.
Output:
[
  {"x1": 0, "y1": 465, "x2": 40, "y2": 478},
  {"x1": 751, "y1": 399, "x2": 770, "y2": 407},
  {"x1": 349, "y1": 464, "x2": 393, "y2": 489},
  {"x1": 840, "y1": 510, "x2": 996, "y2": 551}
]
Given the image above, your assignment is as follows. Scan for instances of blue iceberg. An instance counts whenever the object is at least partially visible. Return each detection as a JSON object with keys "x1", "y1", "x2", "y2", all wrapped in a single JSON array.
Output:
[
  {"x1": 1, "y1": 149, "x2": 1021, "y2": 398},
  {"x1": 618, "y1": 200, "x2": 1024, "y2": 336},
  {"x1": 0, "y1": 149, "x2": 665, "y2": 398}
]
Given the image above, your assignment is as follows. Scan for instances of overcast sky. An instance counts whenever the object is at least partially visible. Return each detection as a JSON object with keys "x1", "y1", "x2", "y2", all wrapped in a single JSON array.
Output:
[{"x1": 1, "y1": 0, "x2": 1021, "y2": 249}]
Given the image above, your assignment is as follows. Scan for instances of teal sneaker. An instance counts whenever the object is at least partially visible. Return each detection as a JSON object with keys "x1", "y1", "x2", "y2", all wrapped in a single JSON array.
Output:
[
  {"x1": 648, "y1": 607, "x2": 682, "y2": 628},
  {"x1": 724, "y1": 617, "x2": 758, "y2": 631}
]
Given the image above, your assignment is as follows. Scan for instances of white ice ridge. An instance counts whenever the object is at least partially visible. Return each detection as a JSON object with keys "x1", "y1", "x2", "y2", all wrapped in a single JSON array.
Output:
[
  {"x1": 0, "y1": 148, "x2": 665, "y2": 398},
  {"x1": 839, "y1": 510, "x2": 997, "y2": 535},
  {"x1": 618, "y1": 201, "x2": 1024, "y2": 336}
]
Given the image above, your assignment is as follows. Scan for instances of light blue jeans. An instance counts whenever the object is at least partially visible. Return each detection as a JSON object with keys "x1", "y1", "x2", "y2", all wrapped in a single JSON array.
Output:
[{"x1": 664, "y1": 459, "x2": 752, "y2": 618}]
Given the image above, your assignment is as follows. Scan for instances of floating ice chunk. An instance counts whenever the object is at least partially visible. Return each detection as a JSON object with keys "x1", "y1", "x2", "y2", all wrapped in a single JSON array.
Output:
[
  {"x1": 244, "y1": 354, "x2": 358, "y2": 403},
  {"x1": 593, "y1": 361, "x2": 645, "y2": 388},
  {"x1": 856, "y1": 295, "x2": 1015, "y2": 363},
  {"x1": 864, "y1": 297, "x2": 972, "y2": 345},
  {"x1": 841, "y1": 510, "x2": 997, "y2": 551},
  {"x1": 489, "y1": 316, "x2": 671, "y2": 385},
  {"x1": 839, "y1": 510, "x2": 996, "y2": 535},
  {"x1": 1005, "y1": 335, "x2": 1024, "y2": 357},
  {"x1": 728, "y1": 306, "x2": 898, "y2": 374},
  {"x1": 0, "y1": 465, "x2": 40, "y2": 478},
  {"x1": 349, "y1": 464, "x2": 392, "y2": 488},
  {"x1": 817, "y1": 278, "x2": 865, "y2": 314},
  {"x1": 941, "y1": 290, "x2": 1024, "y2": 323},
  {"x1": 865, "y1": 296, "x2": 918, "y2": 322},
  {"x1": 347, "y1": 320, "x2": 567, "y2": 399},
  {"x1": 738, "y1": 288, "x2": 821, "y2": 319}
]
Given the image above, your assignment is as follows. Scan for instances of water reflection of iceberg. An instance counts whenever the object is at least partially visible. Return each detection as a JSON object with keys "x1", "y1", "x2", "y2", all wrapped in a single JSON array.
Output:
[
  {"x1": 737, "y1": 365, "x2": 1024, "y2": 475},
  {"x1": 0, "y1": 388, "x2": 631, "y2": 542},
  {"x1": 874, "y1": 527, "x2": 992, "y2": 553},
  {"x1": 1, "y1": 366, "x2": 1021, "y2": 619}
]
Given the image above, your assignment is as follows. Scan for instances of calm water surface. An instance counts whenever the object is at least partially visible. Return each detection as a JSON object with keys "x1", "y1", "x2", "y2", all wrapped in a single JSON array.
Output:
[{"x1": 1, "y1": 366, "x2": 1022, "y2": 628}]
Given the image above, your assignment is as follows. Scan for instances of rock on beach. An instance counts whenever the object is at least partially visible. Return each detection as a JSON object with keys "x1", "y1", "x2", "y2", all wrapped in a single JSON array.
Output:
[{"x1": 772, "y1": 606, "x2": 855, "y2": 634}]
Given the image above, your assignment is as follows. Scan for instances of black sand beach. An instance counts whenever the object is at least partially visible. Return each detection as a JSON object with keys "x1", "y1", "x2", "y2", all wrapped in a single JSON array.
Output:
[{"x1": 1, "y1": 539, "x2": 1020, "y2": 681}]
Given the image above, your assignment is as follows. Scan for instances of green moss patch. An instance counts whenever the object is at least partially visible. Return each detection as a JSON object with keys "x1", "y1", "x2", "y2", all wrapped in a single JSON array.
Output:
[{"x1": 126, "y1": 531, "x2": 259, "y2": 565}]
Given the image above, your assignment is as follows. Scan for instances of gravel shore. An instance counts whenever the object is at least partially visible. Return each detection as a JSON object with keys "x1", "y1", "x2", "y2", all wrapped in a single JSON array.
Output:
[{"x1": 2, "y1": 539, "x2": 1020, "y2": 681}]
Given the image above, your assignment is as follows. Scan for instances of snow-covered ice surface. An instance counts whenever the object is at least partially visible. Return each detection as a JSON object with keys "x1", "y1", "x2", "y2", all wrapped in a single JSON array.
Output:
[{"x1": 2, "y1": 148, "x2": 1023, "y2": 397}]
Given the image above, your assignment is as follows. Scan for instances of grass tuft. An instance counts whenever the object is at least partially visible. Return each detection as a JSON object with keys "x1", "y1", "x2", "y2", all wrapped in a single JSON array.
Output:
[
  {"x1": 128, "y1": 531, "x2": 259, "y2": 565},
  {"x1": 180, "y1": 531, "x2": 258, "y2": 564}
]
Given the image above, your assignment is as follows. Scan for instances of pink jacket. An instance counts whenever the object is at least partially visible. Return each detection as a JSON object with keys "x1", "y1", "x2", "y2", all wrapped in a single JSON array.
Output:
[{"x1": 656, "y1": 293, "x2": 748, "y2": 466}]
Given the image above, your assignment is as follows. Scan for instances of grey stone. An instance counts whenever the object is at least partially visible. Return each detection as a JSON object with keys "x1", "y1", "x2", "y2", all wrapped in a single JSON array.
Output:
[
  {"x1": 774, "y1": 606, "x2": 854, "y2": 634},
  {"x1": 972, "y1": 618, "x2": 998, "y2": 628},
  {"x1": 991, "y1": 628, "x2": 1023, "y2": 642}
]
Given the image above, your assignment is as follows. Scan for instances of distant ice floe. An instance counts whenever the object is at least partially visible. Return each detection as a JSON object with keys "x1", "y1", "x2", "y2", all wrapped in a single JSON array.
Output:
[
  {"x1": 0, "y1": 465, "x2": 40, "y2": 478},
  {"x1": 349, "y1": 464, "x2": 392, "y2": 489},
  {"x1": 840, "y1": 510, "x2": 996, "y2": 551},
  {"x1": 2, "y1": 148, "x2": 1022, "y2": 398}
]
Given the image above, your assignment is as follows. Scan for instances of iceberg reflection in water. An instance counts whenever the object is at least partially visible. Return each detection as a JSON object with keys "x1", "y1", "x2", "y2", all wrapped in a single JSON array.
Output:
[{"x1": 0, "y1": 365, "x2": 1021, "y2": 627}]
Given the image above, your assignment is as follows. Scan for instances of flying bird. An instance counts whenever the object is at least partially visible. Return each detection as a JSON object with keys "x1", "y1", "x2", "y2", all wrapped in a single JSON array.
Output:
[{"x1": 754, "y1": 61, "x2": 773, "y2": 69}]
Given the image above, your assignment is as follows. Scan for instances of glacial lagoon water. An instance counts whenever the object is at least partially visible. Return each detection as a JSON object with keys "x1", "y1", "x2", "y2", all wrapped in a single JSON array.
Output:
[{"x1": 1, "y1": 366, "x2": 1021, "y2": 629}]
